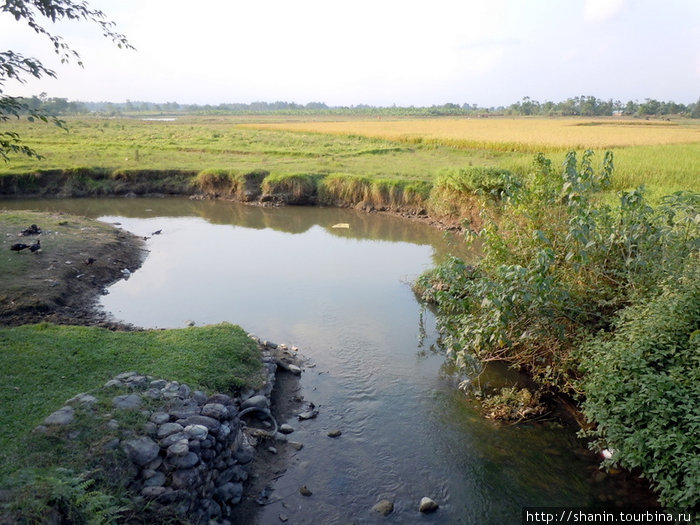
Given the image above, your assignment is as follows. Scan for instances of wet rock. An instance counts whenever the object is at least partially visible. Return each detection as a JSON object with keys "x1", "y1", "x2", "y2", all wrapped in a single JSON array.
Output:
[
  {"x1": 298, "y1": 409, "x2": 319, "y2": 421},
  {"x1": 371, "y1": 499, "x2": 394, "y2": 516},
  {"x1": 182, "y1": 415, "x2": 220, "y2": 432},
  {"x1": 160, "y1": 431, "x2": 188, "y2": 448},
  {"x1": 150, "y1": 412, "x2": 170, "y2": 425},
  {"x1": 167, "y1": 439, "x2": 190, "y2": 457},
  {"x1": 299, "y1": 485, "x2": 312, "y2": 497},
  {"x1": 184, "y1": 424, "x2": 209, "y2": 440},
  {"x1": 327, "y1": 429, "x2": 342, "y2": 438},
  {"x1": 279, "y1": 424, "x2": 294, "y2": 434},
  {"x1": 419, "y1": 497, "x2": 439, "y2": 513}
]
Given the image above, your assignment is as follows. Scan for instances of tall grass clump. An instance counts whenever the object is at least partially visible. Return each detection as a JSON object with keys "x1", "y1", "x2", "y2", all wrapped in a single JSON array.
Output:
[
  {"x1": 428, "y1": 166, "x2": 519, "y2": 228},
  {"x1": 195, "y1": 168, "x2": 237, "y2": 196},
  {"x1": 416, "y1": 149, "x2": 700, "y2": 508},
  {"x1": 318, "y1": 173, "x2": 431, "y2": 211},
  {"x1": 260, "y1": 172, "x2": 320, "y2": 204}
]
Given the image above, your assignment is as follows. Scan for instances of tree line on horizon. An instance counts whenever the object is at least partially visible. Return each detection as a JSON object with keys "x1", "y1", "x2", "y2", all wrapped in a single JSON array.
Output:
[{"x1": 11, "y1": 93, "x2": 700, "y2": 118}]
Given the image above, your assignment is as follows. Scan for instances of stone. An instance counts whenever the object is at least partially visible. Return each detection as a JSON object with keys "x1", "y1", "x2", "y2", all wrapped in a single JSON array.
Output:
[
  {"x1": 234, "y1": 444, "x2": 255, "y2": 465},
  {"x1": 299, "y1": 485, "x2": 312, "y2": 497},
  {"x1": 241, "y1": 395, "x2": 269, "y2": 410},
  {"x1": 182, "y1": 415, "x2": 220, "y2": 432},
  {"x1": 106, "y1": 419, "x2": 120, "y2": 430},
  {"x1": 279, "y1": 424, "x2": 294, "y2": 434},
  {"x1": 149, "y1": 379, "x2": 168, "y2": 389},
  {"x1": 419, "y1": 497, "x2": 439, "y2": 513},
  {"x1": 171, "y1": 468, "x2": 200, "y2": 489},
  {"x1": 44, "y1": 406, "x2": 75, "y2": 426},
  {"x1": 115, "y1": 371, "x2": 138, "y2": 380},
  {"x1": 159, "y1": 431, "x2": 187, "y2": 448},
  {"x1": 193, "y1": 390, "x2": 208, "y2": 405},
  {"x1": 150, "y1": 412, "x2": 170, "y2": 425},
  {"x1": 267, "y1": 446, "x2": 277, "y2": 454},
  {"x1": 104, "y1": 379, "x2": 123, "y2": 388},
  {"x1": 143, "y1": 472, "x2": 166, "y2": 488},
  {"x1": 157, "y1": 422, "x2": 184, "y2": 439},
  {"x1": 123, "y1": 437, "x2": 160, "y2": 466},
  {"x1": 184, "y1": 424, "x2": 209, "y2": 440},
  {"x1": 216, "y1": 482, "x2": 243, "y2": 504},
  {"x1": 371, "y1": 499, "x2": 394, "y2": 516},
  {"x1": 207, "y1": 393, "x2": 233, "y2": 406},
  {"x1": 287, "y1": 364, "x2": 302, "y2": 375},
  {"x1": 202, "y1": 403, "x2": 228, "y2": 420},
  {"x1": 172, "y1": 451, "x2": 199, "y2": 469},
  {"x1": 67, "y1": 393, "x2": 97, "y2": 405},
  {"x1": 167, "y1": 439, "x2": 189, "y2": 457},
  {"x1": 289, "y1": 441, "x2": 304, "y2": 451},
  {"x1": 112, "y1": 394, "x2": 142, "y2": 410},
  {"x1": 327, "y1": 429, "x2": 342, "y2": 438}
]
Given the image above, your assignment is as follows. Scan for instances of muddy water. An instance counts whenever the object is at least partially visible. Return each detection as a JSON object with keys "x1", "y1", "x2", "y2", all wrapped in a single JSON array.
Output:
[{"x1": 3, "y1": 198, "x2": 653, "y2": 524}]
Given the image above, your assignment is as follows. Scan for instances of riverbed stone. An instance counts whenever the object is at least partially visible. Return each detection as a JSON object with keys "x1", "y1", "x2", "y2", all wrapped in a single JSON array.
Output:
[
  {"x1": 160, "y1": 431, "x2": 188, "y2": 448},
  {"x1": 167, "y1": 439, "x2": 190, "y2": 457},
  {"x1": 279, "y1": 424, "x2": 294, "y2": 434},
  {"x1": 123, "y1": 437, "x2": 160, "y2": 466},
  {"x1": 371, "y1": 499, "x2": 394, "y2": 516},
  {"x1": 182, "y1": 415, "x2": 220, "y2": 432},
  {"x1": 150, "y1": 412, "x2": 171, "y2": 425},
  {"x1": 419, "y1": 497, "x2": 439, "y2": 513}
]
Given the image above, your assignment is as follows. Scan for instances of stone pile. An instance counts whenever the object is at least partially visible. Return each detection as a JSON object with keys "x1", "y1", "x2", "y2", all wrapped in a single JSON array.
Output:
[{"x1": 37, "y1": 342, "x2": 293, "y2": 524}]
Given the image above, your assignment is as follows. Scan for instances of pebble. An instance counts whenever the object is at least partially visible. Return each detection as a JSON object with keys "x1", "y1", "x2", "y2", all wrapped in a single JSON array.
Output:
[
  {"x1": 419, "y1": 497, "x2": 439, "y2": 513},
  {"x1": 327, "y1": 429, "x2": 342, "y2": 438},
  {"x1": 371, "y1": 499, "x2": 394, "y2": 516},
  {"x1": 299, "y1": 485, "x2": 313, "y2": 497},
  {"x1": 279, "y1": 424, "x2": 294, "y2": 434}
]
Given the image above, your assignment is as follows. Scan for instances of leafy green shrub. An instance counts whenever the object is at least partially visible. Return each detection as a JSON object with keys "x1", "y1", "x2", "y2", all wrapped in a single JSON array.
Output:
[
  {"x1": 434, "y1": 166, "x2": 520, "y2": 201},
  {"x1": 578, "y1": 265, "x2": 700, "y2": 509}
]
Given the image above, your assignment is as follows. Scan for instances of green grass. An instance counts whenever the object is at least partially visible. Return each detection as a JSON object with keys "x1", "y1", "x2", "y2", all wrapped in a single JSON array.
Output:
[{"x1": 0, "y1": 322, "x2": 264, "y2": 478}]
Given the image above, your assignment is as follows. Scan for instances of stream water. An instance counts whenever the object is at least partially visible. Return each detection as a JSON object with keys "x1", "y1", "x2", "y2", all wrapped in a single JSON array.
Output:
[{"x1": 3, "y1": 198, "x2": 654, "y2": 524}]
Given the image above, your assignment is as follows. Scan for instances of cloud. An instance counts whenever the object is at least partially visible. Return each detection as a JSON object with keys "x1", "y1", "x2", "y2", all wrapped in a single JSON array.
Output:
[{"x1": 583, "y1": 0, "x2": 626, "y2": 22}]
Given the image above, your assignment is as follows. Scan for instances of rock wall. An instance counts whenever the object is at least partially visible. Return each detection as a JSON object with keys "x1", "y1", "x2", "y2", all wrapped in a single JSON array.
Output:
[{"x1": 36, "y1": 341, "x2": 295, "y2": 524}]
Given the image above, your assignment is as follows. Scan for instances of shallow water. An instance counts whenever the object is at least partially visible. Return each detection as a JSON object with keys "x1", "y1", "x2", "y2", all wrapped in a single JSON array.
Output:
[{"x1": 2, "y1": 198, "x2": 653, "y2": 524}]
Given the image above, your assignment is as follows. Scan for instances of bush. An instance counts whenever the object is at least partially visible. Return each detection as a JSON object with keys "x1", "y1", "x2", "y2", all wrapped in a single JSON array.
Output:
[{"x1": 579, "y1": 265, "x2": 700, "y2": 509}]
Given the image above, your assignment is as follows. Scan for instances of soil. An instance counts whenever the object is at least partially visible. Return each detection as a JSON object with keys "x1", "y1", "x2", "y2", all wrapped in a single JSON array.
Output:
[{"x1": 0, "y1": 223, "x2": 146, "y2": 329}]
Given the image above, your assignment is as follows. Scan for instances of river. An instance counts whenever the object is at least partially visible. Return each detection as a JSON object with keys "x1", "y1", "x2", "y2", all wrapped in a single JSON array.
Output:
[{"x1": 1, "y1": 197, "x2": 654, "y2": 524}]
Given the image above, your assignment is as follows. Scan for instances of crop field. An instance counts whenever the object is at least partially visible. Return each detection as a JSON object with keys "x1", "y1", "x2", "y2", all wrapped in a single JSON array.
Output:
[{"x1": 1, "y1": 115, "x2": 698, "y2": 198}]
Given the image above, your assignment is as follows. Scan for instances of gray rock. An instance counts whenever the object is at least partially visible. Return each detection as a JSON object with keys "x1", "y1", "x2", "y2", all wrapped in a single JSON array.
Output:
[
  {"x1": 193, "y1": 390, "x2": 208, "y2": 405},
  {"x1": 289, "y1": 441, "x2": 304, "y2": 451},
  {"x1": 112, "y1": 394, "x2": 142, "y2": 410},
  {"x1": 178, "y1": 384, "x2": 192, "y2": 398},
  {"x1": 327, "y1": 429, "x2": 342, "y2": 438},
  {"x1": 67, "y1": 393, "x2": 97, "y2": 405},
  {"x1": 287, "y1": 364, "x2": 302, "y2": 375},
  {"x1": 141, "y1": 486, "x2": 168, "y2": 498},
  {"x1": 171, "y1": 468, "x2": 200, "y2": 489},
  {"x1": 167, "y1": 439, "x2": 189, "y2": 457},
  {"x1": 115, "y1": 371, "x2": 138, "y2": 380},
  {"x1": 104, "y1": 379, "x2": 123, "y2": 388},
  {"x1": 371, "y1": 499, "x2": 394, "y2": 516},
  {"x1": 279, "y1": 424, "x2": 294, "y2": 434},
  {"x1": 149, "y1": 379, "x2": 168, "y2": 389},
  {"x1": 234, "y1": 444, "x2": 255, "y2": 465},
  {"x1": 216, "y1": 482, "x2": 243, "y2": 504},
  {"x1": 143, "y1": 472, "x2": 166, "y2": 488},
  {"x1": 157, "y1": 422, "x2": 184, "y2": 439},
  {"x1": 241, "y1": 395, "x2": 269, "y2": 410},
  {"x1": 419, "y1": 497, "x2": 439, "y2": 513},
  {"x1": 44, "y1": 406, "x2": 75, "y2": 426},
  {"x1": 182, "y1": 415, "x2": 220, "y2": 432},
  {"x1": 150, "y1": 412, "x2": 170, "y2": 425},
  {"x1": 184, "y1": 423, "x2": 209, "y2": 440},
  {"x1": 123, "y1": 437, "x2": 160, "y2": 466},
  {"x1": 159, "y1": 431, "x2": 187, "y2": 448},
  {"x1": 202, "y1": 403, "x2": 228, "y2": 420},
  {"x1": 172, "y1": 451, "x2": 199, "y2": 469},
  {"x1": 207, "y1": 393, "x2": 233, "y2": 406},
  {"x1": 103, "y1": 438, "x2": 120, "y2": 451}
]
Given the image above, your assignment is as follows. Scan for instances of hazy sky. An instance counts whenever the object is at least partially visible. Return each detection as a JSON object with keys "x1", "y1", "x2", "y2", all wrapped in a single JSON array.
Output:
[{"x1": 2, "y1": 0, "x2": 698, "y2": 107}]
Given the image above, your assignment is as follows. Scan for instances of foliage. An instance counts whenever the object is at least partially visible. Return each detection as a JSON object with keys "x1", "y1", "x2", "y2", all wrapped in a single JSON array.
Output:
[
  {"x1": 417, "y1": 148, "x2": 700, "y2": 507},
  {"x1": 434, "y1": 166, "x2": 520, "y2": 201},
  {"x1": 418, "y1": 150, "x2": 700, "y2": 392},
  {"x1": 5, "y1": 467, "x2": 126, "y2": 524},
  {"x1": 0, "y1": 0, "x2": 131, "y2": 161},
  {"x1": 578, "y1": 266, "x2": 700, "y2": 509}
]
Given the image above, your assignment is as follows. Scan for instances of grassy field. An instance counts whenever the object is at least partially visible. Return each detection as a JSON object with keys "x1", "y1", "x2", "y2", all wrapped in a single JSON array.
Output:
[{"x1": 0, "y1": 115, "x2": 698, "y2": 201}]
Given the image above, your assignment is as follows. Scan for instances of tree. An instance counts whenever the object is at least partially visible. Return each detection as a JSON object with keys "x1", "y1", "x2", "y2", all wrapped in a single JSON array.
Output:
[{"x1": 0, "y1": 0, "x2": 132, "y2": 161}]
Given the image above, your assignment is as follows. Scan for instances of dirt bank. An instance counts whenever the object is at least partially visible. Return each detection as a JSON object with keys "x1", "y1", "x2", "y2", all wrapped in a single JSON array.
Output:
[{"x1": 0, "y1": 210, "x2": 146, "y2": 327}]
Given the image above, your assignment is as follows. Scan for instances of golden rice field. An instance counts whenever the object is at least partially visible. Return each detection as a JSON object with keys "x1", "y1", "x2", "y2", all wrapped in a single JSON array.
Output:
[{"x1": 243, "y1": 117, "x2": 700, "y2": 152}]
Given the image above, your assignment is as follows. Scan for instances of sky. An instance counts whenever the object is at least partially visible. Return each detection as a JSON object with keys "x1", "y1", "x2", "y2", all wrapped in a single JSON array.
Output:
[{"x1": 1, "y1": 0, "x2": 699, "y2": 107}]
